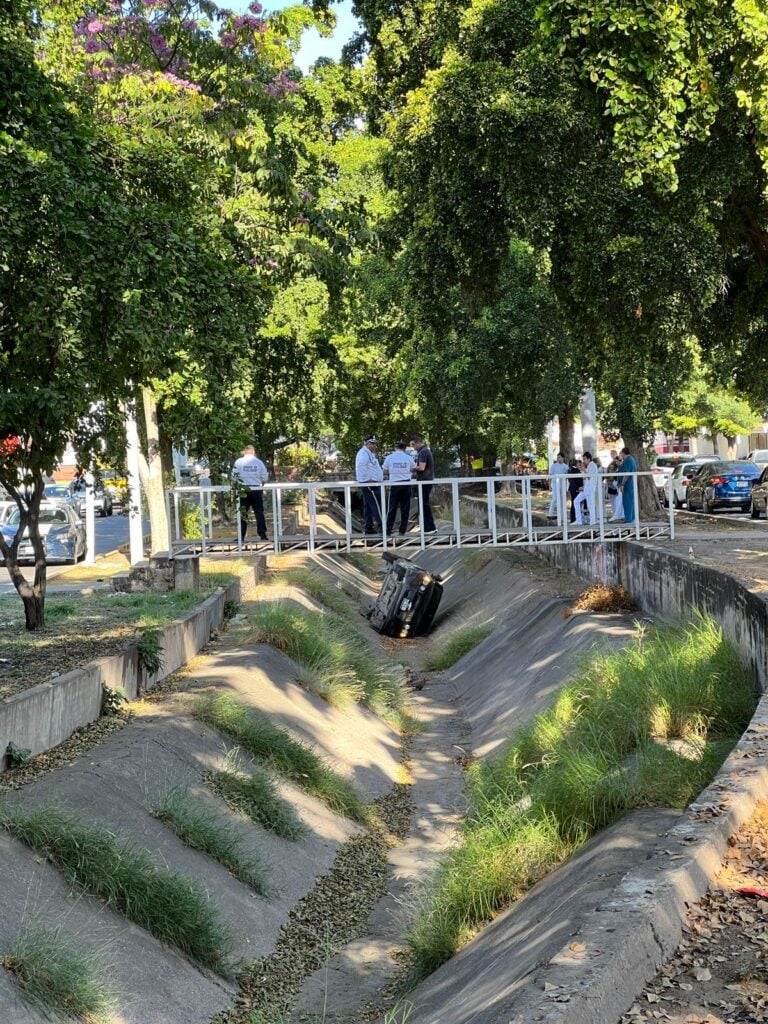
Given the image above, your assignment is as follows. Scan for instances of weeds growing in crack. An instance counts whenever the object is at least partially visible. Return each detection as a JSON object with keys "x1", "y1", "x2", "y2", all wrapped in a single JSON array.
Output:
[
  {"x1": 1, "y1": 804, "x2": 234, "y2": 975},
  {"x1": 193, "y1": 693, "x2": 371, "y2": 824},
  {"x1": 3, "y1": 921, "x2": 115, "y2": 1023},
  {"x1": 204, "y1": 753, "x2": 306, "y2": 842},
  {"x1": 153, "y1": 787, "x2": 274, "y2": 895},
  {"x1": 407, "y1": 615, "x2": 757, "y2": 978}
]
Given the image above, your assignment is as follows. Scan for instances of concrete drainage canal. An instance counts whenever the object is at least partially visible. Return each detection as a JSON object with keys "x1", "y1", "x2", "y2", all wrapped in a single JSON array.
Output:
[{"x1": 0, "y1": 548, "x2": 759, "y2": 1024}]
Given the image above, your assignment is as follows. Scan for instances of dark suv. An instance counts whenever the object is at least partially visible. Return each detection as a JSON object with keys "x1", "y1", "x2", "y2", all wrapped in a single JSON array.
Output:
[{"x1": 365, "y1": 552, "x2": 444, "y2": 638}]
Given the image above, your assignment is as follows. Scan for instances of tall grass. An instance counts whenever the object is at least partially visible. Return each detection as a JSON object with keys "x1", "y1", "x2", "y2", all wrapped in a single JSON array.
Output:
[
  {"x1": 193, "y1": 693, "x2": 371, "y2": 824},
  {"x1": 268, "y1": 567, "x2": 353, "y2": 616},
  {"x1": 248, "y1": 600, "x2": 413, "y2": 727},
  {"x1": 153, "y1": 788, "x2": 273, "y2": 895},
  {"x1": 4, "y1": 922, "x2": 115, "y2": 1023},
  {"x1": 340, "y1": 551, "x2": 379, "y2": 578},
  {"x1": 1, "y1": 805, "x2": 233, "y2": 974},
  {"x1": 424, "y1": 622, "x2": 495, "y2": 672},
  {"x1": 408, "y1": 616, "x2": 757, "y2": 977},
  {"x1": 205, "y1": 765, "x2": 307, "y2": 841}
]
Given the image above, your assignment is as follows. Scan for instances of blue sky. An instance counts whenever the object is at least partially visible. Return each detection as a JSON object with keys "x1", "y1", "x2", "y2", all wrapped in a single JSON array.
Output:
[{"x1": 233, "y1": 0, "x2": 359, "y2": 72}]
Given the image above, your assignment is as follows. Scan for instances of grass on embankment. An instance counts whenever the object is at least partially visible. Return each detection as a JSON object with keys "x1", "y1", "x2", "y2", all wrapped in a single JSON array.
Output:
[
  {"x1": 153, "y1": 788, "x2": 274, "y2": 895},
  {"x1": 247, "y1": 598, "x2": 414, "y2": 728},
  {"x1": 266, "y1": 567, "x2": 354, "y2": 616},
  {"x1": 204, "y1": 764, "x2": 307, "y2": 842},
  {"x1": 3, "y1": 922, "x2": 114, "y2": 1023},
  {"x1": 193, "y1": 693, "x2": 371, "y2": 825},
  {"x1": 1, "y1": 805, "x2": 234, "y2": 974},
  {"x1": 407, "y1": 616, "x2": 757, "y2": 977},
  {"x1": 424, "y1": 622, "x2": 495, "y2": 672}
]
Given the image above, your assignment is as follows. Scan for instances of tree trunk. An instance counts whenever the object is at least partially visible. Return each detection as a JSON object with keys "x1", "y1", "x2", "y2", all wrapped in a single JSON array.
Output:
[
  {"x1": 558, "y1": 402, "x2": 576, "y2": 460},
  {"x1": 0, "y1": 474, "x2": 47, "y2": 630},
  {"x1": 138, "y1": 388, "x2": 170, "y2": 555},
  {"x1": 622, "y1": 426, "x2": 660, "y2": 519}
]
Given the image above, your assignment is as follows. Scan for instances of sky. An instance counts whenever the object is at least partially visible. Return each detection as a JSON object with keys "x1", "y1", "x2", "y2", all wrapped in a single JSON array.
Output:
[{"x1": 233, "y1": 0, "x2": 359, "y2": 73}]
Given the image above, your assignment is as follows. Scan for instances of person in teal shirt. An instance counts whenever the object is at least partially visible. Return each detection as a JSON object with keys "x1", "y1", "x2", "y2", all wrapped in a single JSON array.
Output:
[{"x1": 619, "y1": 447, "x2": 638, "y2": 524}]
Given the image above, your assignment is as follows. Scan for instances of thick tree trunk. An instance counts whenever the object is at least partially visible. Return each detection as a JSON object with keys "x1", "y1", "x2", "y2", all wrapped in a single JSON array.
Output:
[
  {"x1": 558, "y1": 402, "x2": 576, "y2": 459},
  {"x1": 0, "y1": 475, "x2": 47, "y2": 630},
  {"x1": 138, "y1": 388, "x2": 170, "y2": 555},
  {"x1": 622, "y1": 426, "x2": 660, "y2": 519}
]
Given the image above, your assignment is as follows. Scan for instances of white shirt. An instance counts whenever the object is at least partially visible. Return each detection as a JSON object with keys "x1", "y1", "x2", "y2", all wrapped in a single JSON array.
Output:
[
  {"x1": 584, "y1": 460, "x2": 599, "y2": 494},
  {"x1": 550, "y1": 461, "x2": 569, "y2": 475},
  {"x1": 232, "y1": 454, "x2": 268, "y2": 489},
  {"x1": 383, "y1": 451, "x2": 415, "y2": 482},
  {"x1": 355, "y1": 445, "x2": 383, "y2": 483}
]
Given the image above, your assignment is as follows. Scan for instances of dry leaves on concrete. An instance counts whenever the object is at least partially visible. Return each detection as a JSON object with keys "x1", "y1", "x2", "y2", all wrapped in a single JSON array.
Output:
[{"x1": 620, "y1": 805, "x2": 768, "y2": 1024}]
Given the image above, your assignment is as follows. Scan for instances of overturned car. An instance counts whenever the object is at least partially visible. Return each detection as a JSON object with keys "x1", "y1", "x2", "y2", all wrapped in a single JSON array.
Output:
[{"x1": 365, "y1": 552, "x2": 443, "y2": 638}]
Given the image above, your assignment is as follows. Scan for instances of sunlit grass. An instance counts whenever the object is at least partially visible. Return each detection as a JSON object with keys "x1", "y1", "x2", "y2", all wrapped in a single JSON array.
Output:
[{"x1": 424, "y1": 622, "x2": 495, "y2": 672}]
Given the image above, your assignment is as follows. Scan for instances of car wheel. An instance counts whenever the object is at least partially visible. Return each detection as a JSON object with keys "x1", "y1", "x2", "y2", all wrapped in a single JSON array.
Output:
[
  {"x1": 107, "y1": 504, "x2": 113, "y2": 517},
  {"x1": 674, "y1": 494, "x2": 683, "y2": 509},
  {"x1": 751, "y1": 500, "x2": 761, "y2": 519},
  {"x1": 742, "y1": 504, "x2": 751, "y2": 514},
  {"x1": 702, "y1": 496, "x2": 712, "y2": 515}
]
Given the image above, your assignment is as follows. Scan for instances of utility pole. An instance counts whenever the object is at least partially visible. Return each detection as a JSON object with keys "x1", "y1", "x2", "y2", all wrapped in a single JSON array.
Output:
[
  {"x1": 580, "y1": 387, "x2": 597, "y2": 455},
  {"x1": 84, "y1": 467, "x2": 96, "y2": 565}
]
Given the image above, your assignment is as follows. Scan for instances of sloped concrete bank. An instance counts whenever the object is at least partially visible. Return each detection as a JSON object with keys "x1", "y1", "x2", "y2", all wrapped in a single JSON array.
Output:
[{"x1": 0, "y1": 562, "x2": 263, "y2": 771}]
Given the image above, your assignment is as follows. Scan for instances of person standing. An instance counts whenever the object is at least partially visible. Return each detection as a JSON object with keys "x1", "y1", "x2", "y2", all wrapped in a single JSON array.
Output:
[
  {"x1": 410, "y1": 434, "x2": 436, "y2": 533},
  {"x1": 547, "y1": 452, "x2": 569, "y2": 522},
  {"x1": 382, "y1": 441, "x2": 415, "y2": 536},
  {"x1": 607, "y1": 449, "x2": 624, "y2": 521},
  {"x1": 232, "y1": 444, "x2": 269, "y2": 541},
  {"x1": 355, "y1": 435, "x2": 383, "y2": 534},
  {"x1": 574, "y1": 451, "x2": 599, "y2": 525},
  {"x1": 567, "y1": 458, "x2": 582, "y2": 523},
  {"x1": 618, "y1": 446, "x2": 638, "y2": 524}
]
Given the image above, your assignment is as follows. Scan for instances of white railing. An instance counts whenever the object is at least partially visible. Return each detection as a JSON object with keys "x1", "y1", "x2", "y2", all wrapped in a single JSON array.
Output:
[{"x1": 167, "y1": 471, "x2": 674, "y2": 555}]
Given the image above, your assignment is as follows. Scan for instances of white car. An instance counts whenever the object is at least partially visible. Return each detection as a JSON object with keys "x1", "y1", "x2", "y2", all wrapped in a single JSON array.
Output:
[
  {"x1": 747, "y1": 450, "x2": 768, "y2": 465},
  {"x1": 653, "y1": 454, "x2": 718, "y2": 495},
  {"x1": 662, "y1": 461, "x2": 709, "y2": 508}
]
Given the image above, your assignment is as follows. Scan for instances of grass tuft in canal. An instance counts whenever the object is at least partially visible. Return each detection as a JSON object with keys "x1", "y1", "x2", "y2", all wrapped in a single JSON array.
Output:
[
  {"x1": 407, "y1": 615, "x2": 757, "y2": 977},
  {"x1": 153, "y1": 787, "x2": 274, "y2": 895},
  {"x1": 205, "y1": 762, "x2": 307, "y2": 842},
  {"x1": 193, "y1": 693, "x2": 371, "y2": 824},
  {"x1": 1, "y1": 804, "x2": 234, "y2": 975},
  {"x1": 424, "y1": 622, "x2": 495, "y2": 672},
  {"x1": 3, "y1": 921, "x2": 115, "y2": 1024}
]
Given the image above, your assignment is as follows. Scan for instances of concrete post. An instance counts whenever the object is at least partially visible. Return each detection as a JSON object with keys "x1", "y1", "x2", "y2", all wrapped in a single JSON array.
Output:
[
  {"x1": 124, "y1": 401, "x2": 144, "y2": 566},
  {"x1": 580, "y1": 387, "x2": 597, "y2": 455},
  {"x1": 84, "y1": 468, "x2": 96, "y2": 566}
]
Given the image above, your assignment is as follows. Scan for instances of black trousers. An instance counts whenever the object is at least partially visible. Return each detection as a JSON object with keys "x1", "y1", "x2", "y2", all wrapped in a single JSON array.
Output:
[
  {"x1": 419, "y1": 482, "x2": 436, "y2": 531},
  {"x1": 361, "y1": 486, "x2": 382, "y2": 533},
  {"x1": 386, "y1": 484, "x2": 411, "y2": 535},
  {"x1": 240, "y1": 489, "x2": 267, "y2": 539}
]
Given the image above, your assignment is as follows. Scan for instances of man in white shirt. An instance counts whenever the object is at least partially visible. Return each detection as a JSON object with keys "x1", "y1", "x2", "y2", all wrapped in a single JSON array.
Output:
[
  {"x1": 382, "y1": 441, "x2": 415, "y2": 536},
  {"x1": 547, "y1": 452, "x2": 569, "y2": 522},
  {"x1": 574, "y1": 451, "x2": 600, "y2": 525},
  {"x1": 232, "y1": 444, "x2": 269, "y2": 541},
  {"x1": 355, "y1": 435, "x2": 383, "y2": 534}
]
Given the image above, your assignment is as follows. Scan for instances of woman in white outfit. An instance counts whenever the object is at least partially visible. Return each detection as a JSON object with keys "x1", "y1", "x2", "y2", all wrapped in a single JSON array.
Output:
[
  {"x1": 547, "y1": 453, "x2": 569, "y2": 522},
  {"x1": 574, "y1": 452, "x2": 599, "y2": 524}
]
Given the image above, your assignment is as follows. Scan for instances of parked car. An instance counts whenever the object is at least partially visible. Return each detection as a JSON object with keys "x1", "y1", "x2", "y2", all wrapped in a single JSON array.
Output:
[
  {"x1": 365, "y1": 552, "x2": 444, "y2": 638},
  {"x1": 43, "y1": 483, "x2": 76, "y2": 507},
  {"x1": 652, "y1": 453, "x2": 718, "y2": 493},
  {"x1": 747, "y1": 450, "x2": 768, "y2": 465},
  {"x1": 69, "y1": 480, "x2": 113, "y2": 517},
  {"x1": 0, "y1": 503, "x2": 87, "y2": 564},
  {"x1": 662, "y1": 459, "x2": 719, "y2": 508},
  {"x1": 685, "y1": 461, "x2": 762, "y2": 514},
  {"x1": 749, "y1": 466, "x2": 768, "y2": 518}
]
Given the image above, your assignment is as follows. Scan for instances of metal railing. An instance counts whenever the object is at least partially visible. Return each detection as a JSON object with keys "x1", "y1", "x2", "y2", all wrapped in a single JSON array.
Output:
[{"x1": 167, "y1": 471, "x2": 674, "y2": 555}]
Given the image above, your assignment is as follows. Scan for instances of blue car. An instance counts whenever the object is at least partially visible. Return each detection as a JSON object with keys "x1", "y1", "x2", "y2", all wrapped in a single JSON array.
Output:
[
  {"x1": 1, "y1": 503, "x2": 87, "y2": 564},
  {"x1": 686, "y1": 460, "x2": 761, "y2": 514}
]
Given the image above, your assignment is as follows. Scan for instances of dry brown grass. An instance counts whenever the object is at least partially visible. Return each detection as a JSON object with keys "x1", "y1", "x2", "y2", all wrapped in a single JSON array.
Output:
[{"x1": 570, "y1": 584, "x2": 637, "y2": 615}]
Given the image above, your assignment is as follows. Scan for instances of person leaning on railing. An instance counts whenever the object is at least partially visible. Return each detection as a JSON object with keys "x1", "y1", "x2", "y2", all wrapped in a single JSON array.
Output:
[{"x1": 231, "y1": 444, "x2": 269, "y2": 541}]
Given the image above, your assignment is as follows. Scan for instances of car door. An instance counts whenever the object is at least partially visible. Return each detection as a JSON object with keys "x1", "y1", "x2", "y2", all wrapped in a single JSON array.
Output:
[
  {"x1": 756, "y1": 467, "x2": 768, "y2": 511},
  {"x1": 687, "y1": 465, "x2": 708, "y2": 509}
]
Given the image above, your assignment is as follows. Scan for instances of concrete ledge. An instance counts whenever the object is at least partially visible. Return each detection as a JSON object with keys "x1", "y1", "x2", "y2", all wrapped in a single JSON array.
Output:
[{"x1": 0, "y1": 560, "x2": 263, "y2": 770}]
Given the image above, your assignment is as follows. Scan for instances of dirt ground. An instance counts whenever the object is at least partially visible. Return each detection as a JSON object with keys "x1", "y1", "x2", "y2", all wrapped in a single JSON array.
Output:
[{"x1": 620, "y1": 805, "x2": 768, "y2": 1024}]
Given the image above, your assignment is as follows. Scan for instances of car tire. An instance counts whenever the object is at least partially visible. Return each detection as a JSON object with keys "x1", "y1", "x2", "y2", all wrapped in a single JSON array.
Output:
[
  {"x1": 702, "y1": 497, "x2": 712, "y2": 515},
  {"x1": 751, "y1": 501, "x2": 761, "y2": 519},
  {"x1": 742, "y1": 504, "x2": 751, "y2": 514},
  {"x1": 674, "y1": 494, "x2": 683, "y2": 509},
  {"x1": 107, "y1": 504, "x2": 113, "y2": 517}
]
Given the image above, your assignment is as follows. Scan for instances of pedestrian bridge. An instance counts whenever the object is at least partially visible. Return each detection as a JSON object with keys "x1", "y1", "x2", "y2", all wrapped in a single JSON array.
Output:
[{"x1": 167, "y1": 472, "x2": 674, "y2": 556}]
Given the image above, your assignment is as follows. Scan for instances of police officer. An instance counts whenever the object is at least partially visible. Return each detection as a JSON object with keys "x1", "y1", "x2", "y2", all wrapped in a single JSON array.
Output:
[
  {"x1": 355, "y1": 435, "x2": 383, "y2": 534},
  {"x1": 231, "y1": 444, "x2": 269, "y2": 541},
  {"x1": 383, "y1": 441, "x2": 415, "y2": 536}
]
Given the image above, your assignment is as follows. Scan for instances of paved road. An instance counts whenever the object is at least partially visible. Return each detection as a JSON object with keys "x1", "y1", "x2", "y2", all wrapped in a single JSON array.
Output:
[{"x1": 0, "y1": 513, "x2": 138, "y2": 594}]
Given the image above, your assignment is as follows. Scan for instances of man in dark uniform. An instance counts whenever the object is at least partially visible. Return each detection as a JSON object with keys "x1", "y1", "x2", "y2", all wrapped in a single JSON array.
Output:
[{"x1": 410, "y1": 433, "x2": 436, "y2": 533}]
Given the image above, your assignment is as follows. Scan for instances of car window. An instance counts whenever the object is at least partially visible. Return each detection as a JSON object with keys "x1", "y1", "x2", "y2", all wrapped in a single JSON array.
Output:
[
  {"x1": 7, "y1": 509, "x2": 69, "y2": 526},
  {"x1": 721, "y1": 461, "x2": 761, "y2": 474}
]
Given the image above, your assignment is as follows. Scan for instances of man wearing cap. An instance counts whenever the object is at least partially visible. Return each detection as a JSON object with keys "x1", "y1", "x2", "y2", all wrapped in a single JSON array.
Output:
[
  {"x1": 410, "y1": 433, "x2": 437, "y2": 533},
  {"x1": 383, "y1": 441, "x2": 415, "y2": 536},
  {"x1": 231, "y1": 444, "x2": 269, "y2": 542},
  {"x1": 355, "y1": 435, "x2": 384, "y2": 534}
]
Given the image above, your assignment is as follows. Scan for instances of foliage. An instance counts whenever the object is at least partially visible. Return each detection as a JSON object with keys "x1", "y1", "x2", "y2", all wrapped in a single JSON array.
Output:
[
  {"x1": 407, "y1": 616, "x2": 756, "y2": 976},
  {"x1": 153, "y1": 788, "x2": 273, "y2": 895},
  {"x1": 100, "y1": 685, "x2": 127, "y2": 718},
  {"x1": 3, "y1": 922, "x2": 115, "y2": 1024},
  {"x1": 424, "y1": 622, "x2": 495, "y2": 673},
  {"x1": 273, "y1": 443, "x2": 325, "y2": 480},
  {"x1": 5, "y1": 742, "x2": 32, "y2": 768},
  {"x1": 192, "y1": 692, "x2": 371, "y2": 823},
  {"x1": 1, "y1": 804, "x2": 234, "y2": 973},
  {"x1": 136, "y1": 627, "x2": 163, "y2": 678}
]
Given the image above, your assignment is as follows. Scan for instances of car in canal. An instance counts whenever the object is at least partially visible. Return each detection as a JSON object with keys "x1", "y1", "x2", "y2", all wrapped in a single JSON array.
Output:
[
  {"x1": 685, "y1": 460, "x2": 762, "y2": 514},
  {"x1": 365, "y1": 552, "x2": 444, "y2": 638},
  {"x1": 0, "y1": 503, "x2": 87, "y2": 564}
]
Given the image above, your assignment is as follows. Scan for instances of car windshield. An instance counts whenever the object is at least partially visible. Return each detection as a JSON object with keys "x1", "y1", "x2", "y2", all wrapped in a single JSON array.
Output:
[
  {"x1": 7, "y1": 508, "x2": 69, "y2": 526},
  {"x1": 45, "y1": 486, "x2": 69, "y2": 497}
]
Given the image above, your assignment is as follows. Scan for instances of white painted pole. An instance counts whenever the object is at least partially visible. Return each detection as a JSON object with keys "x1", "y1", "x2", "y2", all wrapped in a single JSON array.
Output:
[
  {"x1": 580, "y1": 387, "x2": 597, "y2": 456},
  {"x1": 84, "y1": 468, "x2": 96, "y2": 565},
  {"x1": 124, "y1": 401, "x2": 144, "y2": 565}
]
